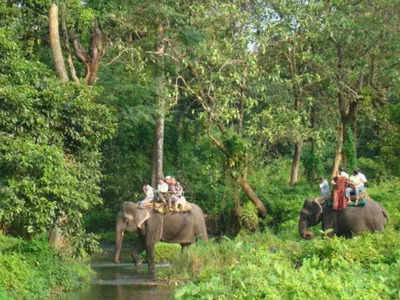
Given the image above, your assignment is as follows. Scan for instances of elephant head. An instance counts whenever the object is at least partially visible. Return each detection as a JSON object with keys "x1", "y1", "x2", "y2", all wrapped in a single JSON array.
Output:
[
  {"x1": 114, "y1": 202, "x2": 150, "y2": 264},
  {"x1": 298, "y1": 198, "x2": 323, "y2": 239}
]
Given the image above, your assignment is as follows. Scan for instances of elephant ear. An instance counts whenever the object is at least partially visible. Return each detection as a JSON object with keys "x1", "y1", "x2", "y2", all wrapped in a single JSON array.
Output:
[
  {"x1": 304, "y1": 198, "x2": 323, "y2": 225},
  {"x1": 311, "y1": 199, "x2": 323, "y2": 224},
  {"x1": 133, "y1": 208, "x2": 151, "y2": 229},
  {"x1": 121, "y1": 202, "x2": 151, "y2": 229}
]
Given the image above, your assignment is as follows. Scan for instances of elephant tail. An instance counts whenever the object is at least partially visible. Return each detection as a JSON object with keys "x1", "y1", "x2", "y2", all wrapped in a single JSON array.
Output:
[{"x1": 382, "y1": 207, "x2": 389, "y2": 224}]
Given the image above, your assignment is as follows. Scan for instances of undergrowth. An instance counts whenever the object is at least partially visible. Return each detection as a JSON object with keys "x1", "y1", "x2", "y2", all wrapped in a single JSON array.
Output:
[
  {"x1": 159, "y1": 178, "x2": 400, "y2": 299},
  {"x1": 0, "y1": 235, "x2": 93, "y2": 300}
]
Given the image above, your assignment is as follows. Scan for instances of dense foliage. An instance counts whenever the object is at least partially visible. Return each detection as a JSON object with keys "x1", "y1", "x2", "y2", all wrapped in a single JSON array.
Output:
[
  {"x1": 0, "y1": 234, "x2": 93, "y2": 299},
  {"x1": 0, "y1": 22, "x2": 115, "y2": 244}
]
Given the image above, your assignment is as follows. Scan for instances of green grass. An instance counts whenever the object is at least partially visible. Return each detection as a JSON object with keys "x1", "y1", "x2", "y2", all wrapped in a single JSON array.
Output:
[{"x1": 0, "y1": 235, "x2": 93, "y2": 300}]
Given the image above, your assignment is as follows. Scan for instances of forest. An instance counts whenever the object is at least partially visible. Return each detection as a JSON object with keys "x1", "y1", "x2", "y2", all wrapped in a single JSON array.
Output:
[{"x1": 0, "y1": 0, "x2": 400, "y2": 299}]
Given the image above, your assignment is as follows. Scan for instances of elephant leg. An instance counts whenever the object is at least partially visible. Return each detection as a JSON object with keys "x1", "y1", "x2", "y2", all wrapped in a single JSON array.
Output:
[
  {"x1": 114, "y1": 216, "x2": 126, "y2": 264},
  {"x1": 181, "y1": 243, "x2": 190, "y2": 253},
  {"x1": 131, "y1": 237, "x2": 146, "y2": 266},
  {"x1": 146, "y1": 243, "x2": 155, "y2": 275},
  {"x1": 322, "y1": 209, "x2": 338, "y2": 238}
]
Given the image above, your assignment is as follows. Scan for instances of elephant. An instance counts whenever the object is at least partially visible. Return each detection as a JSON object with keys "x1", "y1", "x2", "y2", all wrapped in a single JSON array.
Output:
[
  {"x1": 298, "y1": 197, "x2": 389, "y2": 239},
  {"x1": 114, "y1": 201, "x2": 208, "y2": 273}
]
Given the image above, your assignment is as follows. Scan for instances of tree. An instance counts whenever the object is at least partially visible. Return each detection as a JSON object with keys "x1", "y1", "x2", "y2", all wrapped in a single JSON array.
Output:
[
  {"x1": 316, "y1": 0, "x2": 400, "y2": 176},
  {"x1": 174, "y1": 1, "x2": 268, "y2": 215},
  {"x1": 0, "y1": 20, "x2": 115, "y2": 248}
]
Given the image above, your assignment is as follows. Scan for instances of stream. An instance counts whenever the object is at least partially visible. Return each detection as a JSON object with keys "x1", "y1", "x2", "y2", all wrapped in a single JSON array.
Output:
[{"x1": 62, "y1": 247, "x2": 174, "y2": 300}]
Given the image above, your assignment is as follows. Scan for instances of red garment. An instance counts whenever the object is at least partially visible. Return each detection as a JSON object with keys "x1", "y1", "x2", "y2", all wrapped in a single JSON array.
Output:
[{"x1": 332, "y1": 176, "x2": 349, "y2": 211}]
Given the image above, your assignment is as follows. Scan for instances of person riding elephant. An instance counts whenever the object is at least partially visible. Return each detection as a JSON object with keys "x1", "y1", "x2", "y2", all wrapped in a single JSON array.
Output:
[
  {"x1": 298, "y1": 197, "x2": 388, "y2": 239},
  {"x1": 114, "y1": 201, "x2": 208, "y2": 273}
]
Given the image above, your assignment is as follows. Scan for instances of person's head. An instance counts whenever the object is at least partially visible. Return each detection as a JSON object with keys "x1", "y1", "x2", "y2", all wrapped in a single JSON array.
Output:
[
  {"x1": 339, "y1": 166, "x2": 344, "y2": 172},
  {"x1": 142, "y1": 181, "x2": 147, "y2": 187},
  {"x1": 165, "y1": 176, "x2": 173, "y2": 184},
  {"x1": 319, "y1": 176, "x2": 324, "y2": 182},
  {"x1": 158, "y1": 177, "x2": 165, "y2": 183},
  {"x1": 352, "y1": 170, "x2": 358, "y2": 175},
  {"x1": 356, "y1": 168, "x2": 361, "y2": 173}
]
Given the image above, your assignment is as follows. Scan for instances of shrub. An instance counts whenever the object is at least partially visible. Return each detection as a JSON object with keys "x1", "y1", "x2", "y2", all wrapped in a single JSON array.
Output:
[
  {"x1": 238, "y1": 201, "x2": 259, "y2": 233},
  {"x1": 0, "y1": 234, "x2": 93, "y2": 299}
]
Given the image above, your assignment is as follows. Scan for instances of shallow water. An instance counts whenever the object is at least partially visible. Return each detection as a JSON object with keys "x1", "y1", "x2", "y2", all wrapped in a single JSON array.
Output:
[{"x1": 62, "y1": 248, "x2": 173, "y2": 300}]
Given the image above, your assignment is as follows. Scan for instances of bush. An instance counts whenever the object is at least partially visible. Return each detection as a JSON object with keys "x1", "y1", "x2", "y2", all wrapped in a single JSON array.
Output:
[
  {"x1": 238, "y1": 201, "x2": 259, "y2": 233},
  {"x1": 0, "y1": 234, "x2": 93, "y2": 300}
]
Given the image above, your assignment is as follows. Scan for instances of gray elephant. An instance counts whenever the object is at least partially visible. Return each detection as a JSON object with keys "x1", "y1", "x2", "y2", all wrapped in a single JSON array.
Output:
[
  {"x1": 298, "y1": 197, "x2": 389, "y2": 239},
  {"x1": 114, "y1": 201, "x2": 208, "y2": 273}
]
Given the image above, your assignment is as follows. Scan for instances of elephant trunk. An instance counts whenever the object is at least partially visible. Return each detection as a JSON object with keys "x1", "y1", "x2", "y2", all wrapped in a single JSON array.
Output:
[
  {"x1": 114, "y1": 216, "x2": 124, "y2": 264},
  {"x1": 298, "y1": 215, "x2": 314, "y2": 239}
]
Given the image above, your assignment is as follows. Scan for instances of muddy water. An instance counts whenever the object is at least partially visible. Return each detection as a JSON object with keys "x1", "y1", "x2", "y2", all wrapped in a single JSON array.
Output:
[{"x1": 63, "y1": 248, "x2": 173, "y2": 300}]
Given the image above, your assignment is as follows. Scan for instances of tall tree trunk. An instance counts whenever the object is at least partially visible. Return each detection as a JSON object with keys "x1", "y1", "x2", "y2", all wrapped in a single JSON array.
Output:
[
  {"x1": 332, "y1": 43, "x2": 345, "y2": 177},
  {"x1": 49, "y1": 3, "x2": 69, "y2": 82},
  {"x1": 289, "y1": 140, "x2": 303, "y2": 185},
  {"x1": 49, "y1": 3, "x2": 69, "y2": 249},
  {"x1": 151, "y1": 23, "x2": 165, "y2": 185},
  {"x1": 289, "y1": 83, "x2": 302, "y2": 185}
]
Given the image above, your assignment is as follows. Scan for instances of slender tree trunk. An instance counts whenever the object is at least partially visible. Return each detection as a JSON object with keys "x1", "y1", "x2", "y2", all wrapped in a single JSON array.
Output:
[
  {"x1": 233, "y1": 178, "x2": 241, "y2": 218},
  {"x1": 310, "y1": 104, "x2": 317, "y2": 180},
  {"x1": 60, "y1": 3, "x2": 79, "y2": 83},
  {"x1": 289, "y1": 140, "x2": 303, "y2": 185},
  {"x1": 49, "y1": 3, "x2": 69, "y2": 82},
  {"x1": 151, "y1": 23, "x2": 165, "y2": 185},
  {"x1": 154, "y1": 115, "x2": 165, "y2": 181},
  {"x1": 49, "y1": 3, "x2": 70, "y2": 249},
  {"x1": 151, "y1": 140, "x2": 158, "y2": 187},
  {"x1": 289, "y1": 81, "x2": 302, "y2": 185},
  {"x1": 332, "y1": 43, "x2": 345, "y2": 177},
  {"x1": 331, "y1": 123, "x2": 343, "y2": 178},
  {"x1": 238, "y1": 175, "x2": 267, "y2": 216}
]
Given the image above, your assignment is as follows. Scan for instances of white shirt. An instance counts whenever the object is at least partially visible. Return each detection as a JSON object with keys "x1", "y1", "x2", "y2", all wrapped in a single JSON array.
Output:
[
  {"x1": 350, "y1": 174, "x2": 364, "y2": 188},
  {"x1": 144, "y1": 184, "x2": 154, "y2": 198},
  {"x1": 358, "y1": 172, "x2": 367, "y2": 184},
  {"x1": 157, "y1": 181, "x2": 168, "y2": 193}
]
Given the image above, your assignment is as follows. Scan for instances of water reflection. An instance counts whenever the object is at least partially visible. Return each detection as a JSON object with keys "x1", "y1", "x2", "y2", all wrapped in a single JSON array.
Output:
[{"x1": 62, "y1": 250, "x2": 173, "y2": 300}]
